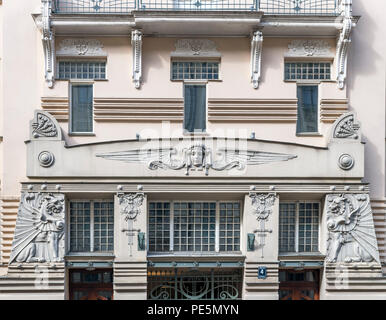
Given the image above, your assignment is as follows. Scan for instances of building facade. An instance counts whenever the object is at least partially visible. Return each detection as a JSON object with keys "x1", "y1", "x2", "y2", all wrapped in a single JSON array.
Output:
[{"x1": 0, "y1": 0, "x2": 385, "y2": 300}]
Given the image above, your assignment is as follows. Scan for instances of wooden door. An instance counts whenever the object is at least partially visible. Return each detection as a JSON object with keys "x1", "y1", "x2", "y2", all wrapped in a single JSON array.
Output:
[{"x1": 279, "y1": 270, "x2": 320, "y2": 300}]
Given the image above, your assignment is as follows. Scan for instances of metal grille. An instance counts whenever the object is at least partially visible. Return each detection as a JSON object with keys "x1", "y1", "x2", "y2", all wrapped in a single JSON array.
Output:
[
  {"x1": 259, "y1": 0, "x2": 338, "y2": 15},
  {"x1": 53, "y1": 0, "x2": 339, "y2": 14},
  {"x1": 70, "y1": 202, "x2": 91, "y2": 252},
  {"x1": 172, "y1": 62, "x2": 219, "y2": 80},
  {"x1": 173, "y1": 202, "x2": 216, "y2": 252},
  {"x1": 279, "y1": 202, "x2": 319, "y2": 253},
  {"x1": 279, "y1": 203, "x2": 296, "y2": 253},
  {"x1": 148, "y1": 269, "x2": 242, "y2": 300},
  {"x1": 53, "y1": 0, "x2": 136, "y2": 14},
  {"x1": 285, "y1": 62, "x2": 331, "y2": 81},
  {"x1": 69, "y1": 201, "x2": 114, "y2": 252},
  {"x1": 148, "y1": 202, "x2": 170, "y2": 252},
  {"x1": 298, "y1": 202, "x2": 319, "y2": 252},
  {"x1": 219, "y1": 203, "x2": 240, "y2": 251},
  {"x1": 58, "y1": 61, "x2": 106, "y2": 80},
  {"x1": 93, "y1": 202, "x2": 114, "y2": 252}
]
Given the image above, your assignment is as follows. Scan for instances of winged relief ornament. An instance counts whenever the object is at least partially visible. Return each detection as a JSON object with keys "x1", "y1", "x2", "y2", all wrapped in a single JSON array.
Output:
[
  {"x1": 326, "y1": 193, "x2": 380, "y2": 263},
  {"x1": 96, "y1": 144, "x2": 297, "y2": 176},
  {"x1": 9, "y1": 192, "x2": 65, "y2": 264}
]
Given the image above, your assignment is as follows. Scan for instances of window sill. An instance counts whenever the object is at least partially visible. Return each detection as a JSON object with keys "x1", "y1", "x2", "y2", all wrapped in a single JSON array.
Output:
[
  {"x1": 284, "y1": 80, "x2": 335, "y2": 83},
  {"x1": 66, "y1": 252, "x2": 115, "y2": 258},
  {"x1": 279, "y1": 252, "x2": 325, "y2": 260},
  {"x1": 182, "y1": 131, "x2": 210, "y2": 137},
  {"x1": 56, "y1": 79, "x2": 108, "y2": 82},
  {"x1": 296, "y1": 132, "x2": 323, "y2": 137},
  {"x1": 171, "y1": 79, "x2": 222, "y2": 82},
  {"x1": 68, "y1": 132, "x2": 96, "y2": 136}
]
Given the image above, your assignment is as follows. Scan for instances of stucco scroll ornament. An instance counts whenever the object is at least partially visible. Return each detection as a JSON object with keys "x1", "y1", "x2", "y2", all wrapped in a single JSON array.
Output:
[
  {"x1": 326, "y1": 193, "x2": 380, "y2": 264},
  {"x1": 251, "y1": 31, "x2": 263, "y2": 89},
  {"x1": 41, "y1": 0, "x2": 55, "y2": 88},
  {"x1": 131, "y1": 29, "x2": 143, "y2": 89},
  {"x1": 332, "y1": 112, "x2": 360, "y2": 139},
  {"x1": 9, "y1": 192, "x2": 65, "y2": 264},
  {"x1": 336, "y1": 0, "x2": 353, "y2": 89},
  {"x1": 96, "y1": 144, "x2": 297, "y2": 176},
  {"x1": 249, "y1": 193, "x2": 276, "y2": 258},
  {"x1": 32, "y1": 112, "x2": 58, "y2": 138}
]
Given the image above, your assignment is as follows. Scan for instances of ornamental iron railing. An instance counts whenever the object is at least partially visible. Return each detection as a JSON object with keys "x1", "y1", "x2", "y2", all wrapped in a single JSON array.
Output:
[
  {"x1": 52, "y1": 0, "x2": 340, "y2": 15},
  {"x1": 147, "y1": 269, "x2": 243, "y2": 300}
]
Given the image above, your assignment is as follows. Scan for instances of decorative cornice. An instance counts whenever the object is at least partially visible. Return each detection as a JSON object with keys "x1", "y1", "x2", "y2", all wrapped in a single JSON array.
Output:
[
  {"x1": 250, "y1": 31, "x2": 263, "y2": 89},
  {"x1": 41, "y1": 0, "x2": 55, "y2": 88},
  {"x1": 171, "y1": 39, "x2": 220, "y2": 58},
  {"x1": 286, "y1": 39, "x2": 332, "y2": 58},
  {"x1": 57, "y1": 39, "x2": 106, "y2": 57},
  {"x1": 131, "y1": 29, "x2": 143, "y2": 89}
]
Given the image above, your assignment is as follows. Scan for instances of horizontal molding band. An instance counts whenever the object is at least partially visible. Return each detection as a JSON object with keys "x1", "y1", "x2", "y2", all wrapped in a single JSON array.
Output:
[
  {"x1": 41, "y1": 97, "x2": 347, "y2": 124},
  {"x1": 320, "y1": 98, "x2": 349, "y2": 123}
]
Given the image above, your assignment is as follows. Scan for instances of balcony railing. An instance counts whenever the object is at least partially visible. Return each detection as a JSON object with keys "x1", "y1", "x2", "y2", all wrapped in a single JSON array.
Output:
[{"x1": 52, "y1": 0, "x2": 341, "y2": 15}]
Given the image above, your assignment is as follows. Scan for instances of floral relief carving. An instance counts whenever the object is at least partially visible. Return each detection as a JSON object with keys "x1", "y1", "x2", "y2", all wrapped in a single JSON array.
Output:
[
  {"x1": 32, "y1": 112, "x2": 58, "y2": 138},
  {"x1": 172, "y1": 39, "x2": 220, "y2": 57},
  {"x1": 118, "y1": 192, "x2": 145, "y2": 221},
  {"x1": 333, "y1": 113, "x2": 360, "y2": 139},
  {"x1": 57, "y1": 39, "x2": 106, "y2": 56},
  {"x1": 286, "y1": 40, "x2": 332, "y2": 57}
]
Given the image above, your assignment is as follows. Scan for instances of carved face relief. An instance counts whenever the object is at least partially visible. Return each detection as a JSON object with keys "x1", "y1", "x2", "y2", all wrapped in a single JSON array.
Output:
[{"x1": 190, "y1": 146, "x2": 205, "y2": 167}]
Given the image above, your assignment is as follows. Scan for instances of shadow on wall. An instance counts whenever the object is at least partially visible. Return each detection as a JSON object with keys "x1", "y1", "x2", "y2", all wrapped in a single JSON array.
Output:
[
  {"x1": 347, "y1": 0, "x2": 381, "y2": 95},
  {"x1": 346, "y1": 0, "x2": 385, "y2": 197},
  {"x1": 142, "y1": 38, "x2": 169, "y2": 85}
]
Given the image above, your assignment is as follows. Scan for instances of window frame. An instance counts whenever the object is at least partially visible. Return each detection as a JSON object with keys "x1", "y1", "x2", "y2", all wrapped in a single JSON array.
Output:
[
  {"x1": 182, "y1": 81, "x2": 208, "y2": 135},
  {"x1": 170, "y1": 60, "x2": 221, "y2": 82},
  {"x1": 67, "y1": 199, "x2": 114, "y2": 255},
  {"x1": 56, "y1": 59, "x2": 108, "y2": 81},
  {"x1": 279, "y1": 200, "x2": 321, "y2": 255},
  {"x1": 69, "y1": 81, "x2": 95, "y2": 136},
  {"x1": 296, "y1": 83, "x2": 320, "y2": 136},
  {"x1": 147, "y1": 200, "x2": 243, "y2": 255},
  {"x1": 283, "y1": 61, "x2": 332, "y2": 83}
]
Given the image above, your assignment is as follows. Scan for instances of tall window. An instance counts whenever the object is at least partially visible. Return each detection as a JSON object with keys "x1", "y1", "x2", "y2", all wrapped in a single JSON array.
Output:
[
  {"x1": 69, "y1": 201, "x2": 114, "y2": 253},
  {"x1": 171, "y1": 61, "x2": 219, "y2": 133},
  {"x1": 279, "y1": 202, "x2": 320, "y2": 253},
  {"x1": 183, "y1": 84, "x2": 206, "y2": 133},
  {"x1": 148, "y1": 201, "x2": 241, "y2": 253},
  {"x1": 296, "y1": 85, "x2": 318, "y2": 134},
  {"x1": 70, "y1": 84, "x2": 93, "y2": 133}
]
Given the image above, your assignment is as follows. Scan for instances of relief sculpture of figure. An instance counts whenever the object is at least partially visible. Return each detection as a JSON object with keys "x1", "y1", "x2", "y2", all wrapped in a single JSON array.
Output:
[
  {"x1": 326, "y1": 194, "x2": 380, "y2": 263},
  {"x1": 9, "y1": 192, "x2": 65, "y2": 264}
]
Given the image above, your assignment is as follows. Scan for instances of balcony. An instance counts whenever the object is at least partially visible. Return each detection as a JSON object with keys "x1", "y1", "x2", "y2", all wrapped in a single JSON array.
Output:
[{"x1": 52, "y1": 0, "x2": 341, "y2": 15}]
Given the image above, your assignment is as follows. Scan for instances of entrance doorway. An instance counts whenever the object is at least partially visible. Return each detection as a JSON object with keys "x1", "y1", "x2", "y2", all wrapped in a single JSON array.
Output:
[
  {"x1": 279, "y1": 269, "x2": 320, "y2": 300},
  {"x1": 69, "y1": 269, "x2": 113, "y2": 300}
]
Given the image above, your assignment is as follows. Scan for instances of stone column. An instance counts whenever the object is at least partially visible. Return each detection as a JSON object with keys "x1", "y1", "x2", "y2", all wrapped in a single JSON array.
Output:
[
  {"x1": 113, "y1": 191, "x2": 147, "y2": 300},
  {"x1": 242, "y1": 192, "x2": 280, "y2": 300}
]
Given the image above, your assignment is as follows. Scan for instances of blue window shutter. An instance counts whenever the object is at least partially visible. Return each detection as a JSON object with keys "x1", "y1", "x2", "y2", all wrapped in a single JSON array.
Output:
[
  {"x1": 71, "y1": 85, "x2": 93, "y2": 133},
  {"x1": 184, "y1": 85, "x2": 206, "y2": 132},
  {"x1": 296, "y1": 86, "x2": 318, "y2": 133}
]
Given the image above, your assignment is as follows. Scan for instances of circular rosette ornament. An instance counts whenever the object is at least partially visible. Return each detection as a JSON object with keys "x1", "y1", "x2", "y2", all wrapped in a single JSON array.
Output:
[
  {"x1": 38, "y1": 151, "x2": 55, "y2": 167},
  {"x1": 338, "y1": 154, "x2": 354, "y2": 170}
]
